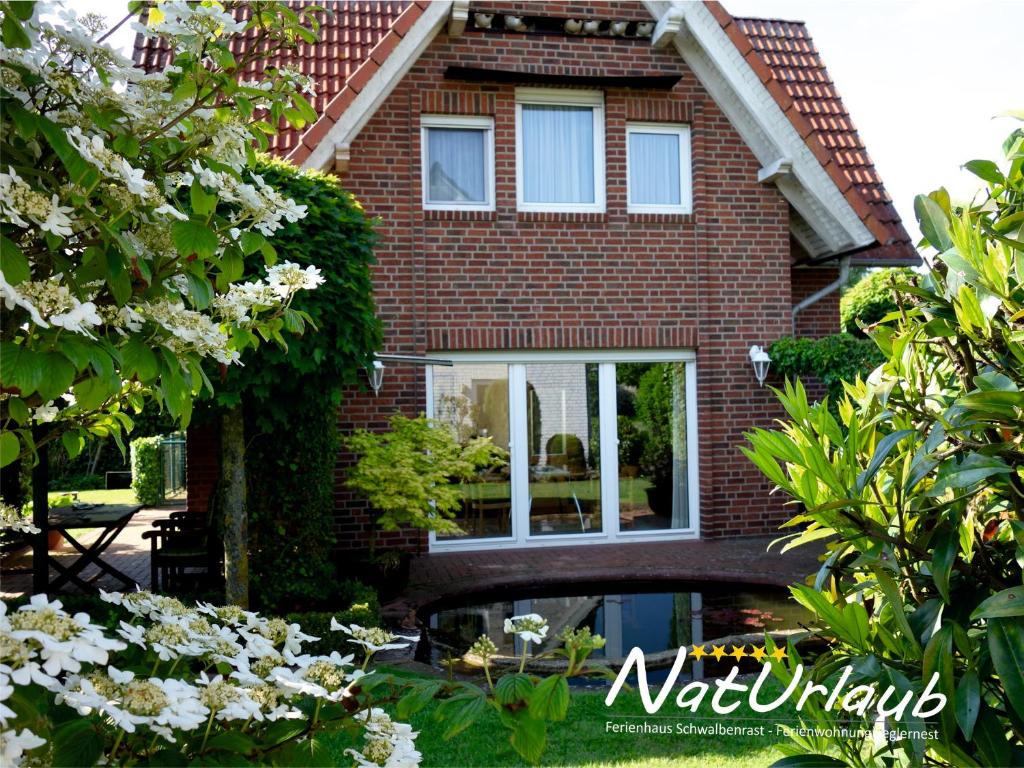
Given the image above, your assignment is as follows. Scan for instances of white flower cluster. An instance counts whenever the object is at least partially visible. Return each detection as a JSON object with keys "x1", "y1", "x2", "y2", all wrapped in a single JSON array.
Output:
[
  {"x1": 0, "y1": 505, "x2": 39, "y2": 536},
  {"x1": 332, "y1": 620, "x2": 418, "y2": 655},
  {"x1": 0, "y1": 590, "x2": 424, "y2": 766},
  {"x1": 0, "y1": 271, "x2": 102, "y2": 335},
  {"x1": 503, "y1": 613, "x2": 550, "y2": 645},
  {"x1": 346, "y1": 708, "x2": 421, "y2": 768},
  {"x1": 0, "y1": 167, "x2": 74, "y2": 237}
]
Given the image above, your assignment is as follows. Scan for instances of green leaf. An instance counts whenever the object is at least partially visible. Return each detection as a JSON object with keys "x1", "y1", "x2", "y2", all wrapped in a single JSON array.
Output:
[
  {"x1": 190, "y1": 180, "x2": 218, "y2": 216},
  {"x1": 988, "y1": 618, "x2": 1024, "y2": 721},
  {"x1": 0, "y1": 343, "x2": 42, "y2": 396},
  {"x1": 528, "y1": 675, "x2": 570, "y2": 721},
  {"x1": 971, "y1": 587, "x2": 1024, "y2": 620},
  {"x1": 37, "y1": 353, "x2": 76, "y2": 402},
  {"x1": 973, "y1": 705, "x2": 1012, "y2": 768},
  {"x1": 435, "y1": 690, "x2": 487, "y2": 740},
  {"x1": 61, "y1": 431, "x2": 85, "y2": 460},
  {"x1": 186, "y1": 272, "x2": 214, "y2": 310},
  {"x1": 856, "y1": 429, "x2": 915, "y2": 493},
  {"x1": 495, "y1": 673, "x2": 534, "y2": 705},
  {"x1": 1, "y1": 12, "x2": 31, "y2": 48},
  {"x1": 914, "y1": 194, "x2": 953, "y2": 251},
  {"x1": 396, "y1": 679, "x2": 443, "y2": 719},
  {"x1": 954, "y1": 670, "x2": 980, "y2": 741},
  {"x1": 0, "y1": 235, "x2": 31, "y2": 285},
  {"x1": 931, "y1": 524, "x2": 958, "y2": 603},
  {"x1": 509, "y1": 715, "x2": 547, "y2": 765},
  {"x1": 121, "y1": 339, "x2": 159, "y2": 382},
  {"x1": 73, "y1": 376, "x2": 114, "y2": 411},
  {"x1": 51, "y1": 718, "x2": 103, "y2": 767},
  {"x1": 0, "y1": 431, "x2": 20, "y2": 468},
  {"x1": 922, "y1": 624, "x2": 955, "y2": 739},
  {"x1": 204, "y1": 730, "x2": 255, "y2": 755},
  {"x1": 963, "y1": 159, "x2": 1004, "y2": 185},
  {"x1": 171, "y1": 219, "x2": 219, "y2": 259}
]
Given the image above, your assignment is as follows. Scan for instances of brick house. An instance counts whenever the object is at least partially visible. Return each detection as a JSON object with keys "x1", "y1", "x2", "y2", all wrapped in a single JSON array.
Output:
[{"x1": 136, "y1": 1, "x2": 917, "y2": 555}]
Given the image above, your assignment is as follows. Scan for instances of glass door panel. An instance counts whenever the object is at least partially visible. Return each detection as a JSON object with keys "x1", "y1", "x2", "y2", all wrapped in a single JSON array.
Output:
[
  {"x1": 524, "y1": 363, "x2": 602, "y2": 535},
  {"x1": 615, "y1": 362, "x2": 689, "y2": 531},
  {"x1": 432, "y1": 364, "x2": 513, "y2": 540}
]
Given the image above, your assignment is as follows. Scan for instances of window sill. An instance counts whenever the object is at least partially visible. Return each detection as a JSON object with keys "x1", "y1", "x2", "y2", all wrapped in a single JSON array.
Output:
[
  {"x1": 627, "y1": 212, "x2": 695, "y2": 226},
  {"x1": 424, "y1": 209, "x2": 497, "y2": 221},
  {"x1": 516, "y1": 211, "x2": 608, "y2": 223}
]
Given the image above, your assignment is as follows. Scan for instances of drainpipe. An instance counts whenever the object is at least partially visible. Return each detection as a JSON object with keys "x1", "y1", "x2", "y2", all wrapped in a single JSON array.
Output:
[{"x1": 792, "y1": 256, "x2": 850, "y2": 334}]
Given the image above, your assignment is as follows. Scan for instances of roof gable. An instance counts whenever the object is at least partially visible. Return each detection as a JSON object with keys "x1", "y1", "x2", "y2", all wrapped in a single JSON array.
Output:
[{"x1": 132, "y1": 0, "x2": 916, "y2": 264}]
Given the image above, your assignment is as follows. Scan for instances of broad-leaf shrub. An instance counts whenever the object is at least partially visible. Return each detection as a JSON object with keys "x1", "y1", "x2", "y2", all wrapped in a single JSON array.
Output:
[
  {"x1": 0, "y1": 3, "x2": 323, "y2": 470},
  {"x1": 128, "y1": 435, "x2": 163, "y2": 506},
  {"x1": 745, "y1": 126, "x2": 1024, "y2": 767}
]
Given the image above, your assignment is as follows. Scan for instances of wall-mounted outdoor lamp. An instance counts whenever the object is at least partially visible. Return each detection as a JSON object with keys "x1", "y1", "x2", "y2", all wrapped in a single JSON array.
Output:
[
  {"x1": 366, "y1": 360, "x2": 385, "y2": 395},
  {"x1": 365, "y1": 353, "x2": 454, "y2": 396},
  {"x1": 749, "y1": 345, "x2": 771, "y2": 387}
]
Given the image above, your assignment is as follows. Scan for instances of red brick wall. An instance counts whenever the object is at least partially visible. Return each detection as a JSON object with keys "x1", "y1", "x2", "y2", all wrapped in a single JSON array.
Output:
[
  {"x1": 188, "y1": 2, "x2": 805, "y2": 548},
  {"x1": 792, "y1": 266, "x2": 841, "y2": 338},
  {"x1": 185, "y1": 421, "x2": 220, "y2": 515}
]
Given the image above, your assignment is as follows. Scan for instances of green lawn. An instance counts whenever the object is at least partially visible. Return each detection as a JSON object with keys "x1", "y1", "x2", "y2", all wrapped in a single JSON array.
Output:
[
  {"x1": 328, "y1": 676, "x2": 798, "y2": 768},
  {"x1": 48, "y1": 488, "x2": 138, "y2": 505}
]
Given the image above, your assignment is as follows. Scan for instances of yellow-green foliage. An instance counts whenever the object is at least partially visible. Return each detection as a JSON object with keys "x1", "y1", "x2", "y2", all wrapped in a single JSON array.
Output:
[
  {"x1": 345, "y1": 414, "x2": 507, "y2": 535},
  {"x1": 129, "y1": 436, "x2": 164, "y2": 507}
]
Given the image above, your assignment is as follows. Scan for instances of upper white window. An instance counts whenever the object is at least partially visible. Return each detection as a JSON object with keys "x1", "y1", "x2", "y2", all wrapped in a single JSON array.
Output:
[
  {"x1": 626, "y1": 123, "x2": 692, "y2": 214},
  {"x1": 420, "y1": 115, "x2": 495, "y2": 211},
  {"x1": 515, "y1": 89, "x2": 605, "y2": 213}
]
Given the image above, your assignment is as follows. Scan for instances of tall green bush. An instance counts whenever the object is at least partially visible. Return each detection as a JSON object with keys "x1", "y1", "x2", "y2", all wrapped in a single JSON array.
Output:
[
  {"x1": 245, "y1": 392, "x2": 339, "y2": 612},
  {"x1": 745, "y1": 125, "x2": 1024, "y2": 767},
  {"x1": 840, "y1": 267, "x2": 916, "y2": 335},
  {"x1": 201, "y1": 157, "x2": 381, "y2": 606},
  {"x1": 129, "y1": 436, "x2": 164, "y2": 506}
]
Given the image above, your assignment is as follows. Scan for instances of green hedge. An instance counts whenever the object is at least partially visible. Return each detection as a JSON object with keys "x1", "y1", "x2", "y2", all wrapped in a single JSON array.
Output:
[
  {"x1": 129, "y1": 436, "x2": 164, "y2": 506},
  {"x1": 769, "y1": 334, "x2": 885, "y2": 405}
]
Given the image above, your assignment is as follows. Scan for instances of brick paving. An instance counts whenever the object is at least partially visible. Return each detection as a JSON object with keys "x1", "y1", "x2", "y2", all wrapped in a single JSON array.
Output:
[
  {"x1": 382, "y1": 535, "x2": 824, "y2": 623},
  {"x1": 1, "y1": 505, "x2": 184, "y2": 599}
]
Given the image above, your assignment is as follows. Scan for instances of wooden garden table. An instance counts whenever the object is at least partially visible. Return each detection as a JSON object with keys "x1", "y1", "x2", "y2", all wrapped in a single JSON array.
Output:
[{"x1": 46, "y1": 503, "x2": 143, "y2": 592}]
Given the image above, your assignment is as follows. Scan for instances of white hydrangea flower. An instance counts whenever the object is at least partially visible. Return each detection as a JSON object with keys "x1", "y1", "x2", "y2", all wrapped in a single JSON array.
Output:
[
  {"x1": 0, "y1": 727, "x2": 46, "y2": 767},
  {"x1": 503, "y1": 613, "x2": 549, "y2": 645}
]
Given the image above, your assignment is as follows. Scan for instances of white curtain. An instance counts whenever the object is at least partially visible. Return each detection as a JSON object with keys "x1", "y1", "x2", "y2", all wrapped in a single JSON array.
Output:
[
  {"x1": 521, "y1": 105, "x2": 595, "y2": 204},
  {"x1": 427, "y1": 128, "x2": 485, "y2": 202},
  {"x1": 670, "y1": 362, "x2": 689, "y2": 529},
  {"x1": 629, "y1": 132, "x2": 680, "y2": 205}
]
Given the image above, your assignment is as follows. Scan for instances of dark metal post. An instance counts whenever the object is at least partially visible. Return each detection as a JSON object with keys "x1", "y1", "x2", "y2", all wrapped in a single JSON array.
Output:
[{"x1": 31, "y1": 427, "x2": 49, "y2": 595}]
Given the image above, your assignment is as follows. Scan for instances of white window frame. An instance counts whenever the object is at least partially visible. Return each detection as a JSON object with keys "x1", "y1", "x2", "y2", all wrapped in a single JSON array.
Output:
[
  {"x1": 626, "y1": 122, "x2": 693, "y2": 214},
  {"x1": 426, "y1": 349, "x2": 700, "y2": 552},
  {"x1": 420, "y1": 114, "x2": 495, "y2": 211},
  {"x1": 514, "y1": 88, "x2": 606, "y2": 213}
]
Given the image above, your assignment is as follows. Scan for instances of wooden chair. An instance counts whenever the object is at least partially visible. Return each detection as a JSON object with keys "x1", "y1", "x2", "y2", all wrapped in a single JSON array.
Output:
[{"x1": 142, "y1": 490, "x2": 222, "y2": 595}]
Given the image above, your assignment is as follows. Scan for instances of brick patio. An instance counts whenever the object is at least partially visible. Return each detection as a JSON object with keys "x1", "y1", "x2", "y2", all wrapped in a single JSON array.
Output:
[
  {"x1": 382, "y1": 535, "x2": 824, "y2": 624},
  {"x1": 0, "y1": 505, "x2": 182, "y2": 599}
]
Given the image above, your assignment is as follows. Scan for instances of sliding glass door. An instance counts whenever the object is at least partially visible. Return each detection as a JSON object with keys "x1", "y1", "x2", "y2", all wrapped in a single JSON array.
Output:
[{"x1": 428, "y1": 352, "x2": 697, "y2": 550}]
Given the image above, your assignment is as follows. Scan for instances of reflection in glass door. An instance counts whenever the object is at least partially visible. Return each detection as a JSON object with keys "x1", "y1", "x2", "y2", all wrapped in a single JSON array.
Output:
[
  {"x1": 615, "y1": 362, "x2": 689, "y2": 531},
  {"x1": 431, "y1": 364, "x2": 513, "y2": 540},
  {"x1": 525, "y1": 363, "x2": 602, "y2": 535}
]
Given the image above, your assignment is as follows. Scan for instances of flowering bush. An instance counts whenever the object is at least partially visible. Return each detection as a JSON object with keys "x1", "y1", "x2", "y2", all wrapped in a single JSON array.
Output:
[
  {"x1": 0, "y1": 1, "x2": 325, "y2": 469},
  {"x1": 0, "y1": 590, "x2": 424, "y2": 766},
  {"x1": 0, "y1": 594, "x2": 609, "y2": 767}
]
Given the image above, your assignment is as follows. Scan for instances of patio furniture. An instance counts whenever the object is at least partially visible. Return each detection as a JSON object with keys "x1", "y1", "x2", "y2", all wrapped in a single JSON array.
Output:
[
  {"x1": 46, "y1": 503, "x2": 144, "y2": 592},
  {"x1": 142, "y1": 501, "x2": 221, "y2": 594}
]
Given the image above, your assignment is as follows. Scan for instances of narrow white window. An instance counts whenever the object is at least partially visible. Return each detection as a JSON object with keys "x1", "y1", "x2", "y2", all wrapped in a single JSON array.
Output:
[
  {"x1": 421, "y1": 115, "x2": 494, "y2": 211},
  {"x1": 626, "y1": 123, "x2": 692, "y2": 214},
  {"x1": 515, "y1": 88, "x2": 605, "y2": 213}
]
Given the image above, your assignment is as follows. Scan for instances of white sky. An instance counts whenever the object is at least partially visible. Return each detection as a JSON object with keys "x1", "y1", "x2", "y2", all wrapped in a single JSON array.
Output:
[{"x1": 60, "y1": 0, "x2": 1023, "y2": 242}]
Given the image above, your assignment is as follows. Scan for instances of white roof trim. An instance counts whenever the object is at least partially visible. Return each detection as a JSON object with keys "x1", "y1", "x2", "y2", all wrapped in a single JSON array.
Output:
[
  {"x1": 643, "y1": 1, "x2": 875, "y2": 254},
  {"x1": 300, "y1": 0, "x2": 452, "y2": 171}
]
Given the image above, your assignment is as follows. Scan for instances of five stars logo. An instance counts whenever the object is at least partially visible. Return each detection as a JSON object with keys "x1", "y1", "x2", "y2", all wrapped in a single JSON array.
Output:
[{"x1": 683, "y1": 644, "x2": 784, "y2": 663}]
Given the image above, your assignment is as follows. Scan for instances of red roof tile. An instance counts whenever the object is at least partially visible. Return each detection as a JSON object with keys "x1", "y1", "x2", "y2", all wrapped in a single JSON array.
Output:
[
  {"x1": 133, "y1": 1, "x2": 410, "y2": 156},
  {"x1": 724, "y1": 11, "x2": 915, "y2": 261}
]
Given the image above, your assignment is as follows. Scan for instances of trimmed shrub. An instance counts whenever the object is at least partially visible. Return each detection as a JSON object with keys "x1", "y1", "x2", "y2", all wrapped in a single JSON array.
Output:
[
  {"x1": 769, "y1": 333, "x2": 885, "y2": 405},
  {"x1": 129, "y1": 436, "x2": 164, "y2": 506},
  {"x1": 839, "y1": 267, "x2": 915, "y2": 335}
]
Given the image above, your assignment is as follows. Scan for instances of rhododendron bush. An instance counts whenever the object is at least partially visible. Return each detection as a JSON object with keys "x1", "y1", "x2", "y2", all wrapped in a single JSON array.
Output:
[
  {"x1": 0, "y1": 591, "x2": 423, "y2": 766},
  {"x1": 0, "y1": 1, "x2": 326, "y2": 468}
]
